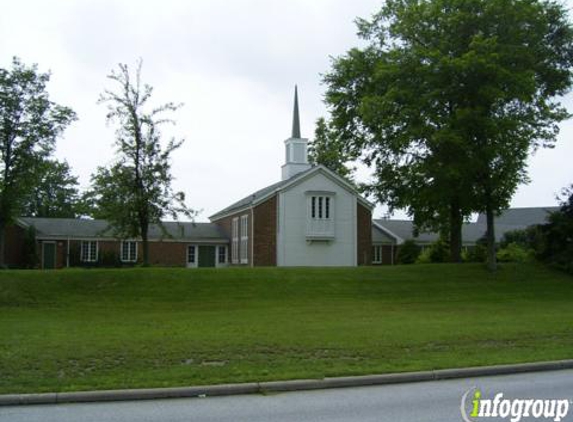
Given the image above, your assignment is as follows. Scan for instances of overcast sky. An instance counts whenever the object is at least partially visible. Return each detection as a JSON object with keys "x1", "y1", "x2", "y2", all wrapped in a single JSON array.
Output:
[{"x1": 1, "y1": 0, "x2": 572, "y2": 222}]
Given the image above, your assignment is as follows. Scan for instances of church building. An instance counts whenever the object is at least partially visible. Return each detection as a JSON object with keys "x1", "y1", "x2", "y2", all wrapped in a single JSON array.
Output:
[{"x1": 209, "y1": 87, "x2": 373, "y2": 266}]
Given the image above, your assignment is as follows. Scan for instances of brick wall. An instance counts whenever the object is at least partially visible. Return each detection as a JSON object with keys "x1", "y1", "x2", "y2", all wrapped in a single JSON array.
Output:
[
  {"x1": 357, "y1": 202, "x2": 372, "y2": 265},
  {"x1": 253, "y1": 195, "x2": 277, "y2": 267},
  {"x1": 148, "y1": 241, "x2": 187, "y2": 266}
]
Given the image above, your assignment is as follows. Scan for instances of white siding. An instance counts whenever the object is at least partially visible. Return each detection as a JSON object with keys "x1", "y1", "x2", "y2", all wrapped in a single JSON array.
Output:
[{"x1": 277, "y1": 172, "x2": 357, "y2": 267}]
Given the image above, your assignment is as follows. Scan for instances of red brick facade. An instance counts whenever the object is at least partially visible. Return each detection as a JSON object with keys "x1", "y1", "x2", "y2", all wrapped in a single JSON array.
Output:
[
  {"x1": 357, "y1": 202, "x2": 372, "y2": 266},
  {"x1": 253, "y1": 195, "x2": 277, "y2": 267}
]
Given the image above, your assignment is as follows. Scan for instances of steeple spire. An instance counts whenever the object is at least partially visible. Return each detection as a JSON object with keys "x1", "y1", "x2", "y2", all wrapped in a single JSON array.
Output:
[{"x1": 291, "y1": 85, "x2": 301, "y2": 139}]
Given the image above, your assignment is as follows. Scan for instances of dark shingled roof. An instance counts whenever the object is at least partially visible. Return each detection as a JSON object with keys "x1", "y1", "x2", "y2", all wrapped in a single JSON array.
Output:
[
  {"x1": 374, "y1": 206, "x2": 556, "y2": 245},
  {"x1": 19, "y1": 217, "x2": 228, "y2": 242},
  {"x1": 476, "y1": 206, "x2": 558, "y2": 226},
  {"x1": 210, "y1": 167, "x2": 317, "y2": 220}
]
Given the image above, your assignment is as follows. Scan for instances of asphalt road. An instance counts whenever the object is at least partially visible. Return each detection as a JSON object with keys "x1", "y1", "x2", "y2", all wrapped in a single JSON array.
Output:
[{"x1": 2, "y1": 369, "x2": 572, "y2": 422}]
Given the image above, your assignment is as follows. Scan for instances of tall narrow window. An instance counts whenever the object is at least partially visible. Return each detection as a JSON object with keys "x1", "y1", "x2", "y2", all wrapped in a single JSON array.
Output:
[
  {"x1": 240, "y1": 214, "x2": 248, "y2": 264},
  {"x1": 81, "y1": 241, "x2": 98, "y2": 262},
  {"x1": 121, "y1": 241, "x2": 137, "y2": 262},
  {"x1": 231, "y1": 217, "x2": 239, "y2": 264},
  {"x1": 218, "y1": 246, "x2": 227, "y2": 264},
  {"x1": 310, "y1": 195, "x2": 333, "y2": 220},
  {"x1": 311, "y1": 196, "x2": 316, "y2": 218},
  {"x1": 187, "y1": 245, "x2": 196, "y2": 264},
  {"x1": 372, "y1": 245, "x2": 382, "y2": 264}
]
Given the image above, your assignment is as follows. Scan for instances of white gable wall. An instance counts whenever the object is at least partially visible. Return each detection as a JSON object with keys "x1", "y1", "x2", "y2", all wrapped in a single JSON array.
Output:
[{"x1": 277, "y1": 171, "x2": 357, "y2": 266}]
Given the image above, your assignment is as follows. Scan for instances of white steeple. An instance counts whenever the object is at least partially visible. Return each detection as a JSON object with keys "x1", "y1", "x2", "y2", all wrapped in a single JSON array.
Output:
[{"x1": 281, "y1": 85, "x2": 311, "y2": 180}]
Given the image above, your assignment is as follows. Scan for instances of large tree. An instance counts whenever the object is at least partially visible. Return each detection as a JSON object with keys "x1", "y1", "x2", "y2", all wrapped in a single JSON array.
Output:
[
  {"x1": 0, "y1": 57, "x2": 76, "y2": 266},
  {"x1": 21, "y1": 158, "x2": 81, "y2": 218},
  {"x1": 308, "y1": 117, "x2": 355, "y2": 180},
  {"x1": 324, "y1": 0, "x2": 573, "y2": 269},
  {"x1": 87, "y1": 60, "x2": 193, "y2": 266}
]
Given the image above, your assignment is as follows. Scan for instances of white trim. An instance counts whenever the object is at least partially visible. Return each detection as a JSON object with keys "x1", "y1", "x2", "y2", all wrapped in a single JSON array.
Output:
[
  {"x1": 186, "y1": 244, "x2": 198, "y2": 268},
  {"x1": 373, "y1": 220, "x2": 405, "y2": 245},
  {"x1": 372, "y1": 245, "x2": 383, "y2": 264},
  {"x1": 216, "y1": 245, "x2": 228, "y2": 268},
  {"x1": 240, "y1": 214, "x2": 249, "y2": 264},
  {"x1": 277, "y1": 192, "x2": 285, "y2": 266},
  {"x1": 120, "y1": 240, "x2": 138, "y2": 263},
  {"x1": 80, "y1": 240, "x2": 98, "y2": 263},
  {"x1": 352, "y1": 198, "x2": 357, "y2": 266},
  {"x1": 250, "y1": 208, "x2": 254, "y2": 268},
  {"x1": 231, "y1": 217, "x2": 239, "y2": 264}
]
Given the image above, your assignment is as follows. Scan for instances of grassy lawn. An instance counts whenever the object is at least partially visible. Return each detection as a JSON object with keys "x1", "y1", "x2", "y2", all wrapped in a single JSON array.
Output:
[{"x1": 0, "y1": 263, "x2": 572, "y2": 394}]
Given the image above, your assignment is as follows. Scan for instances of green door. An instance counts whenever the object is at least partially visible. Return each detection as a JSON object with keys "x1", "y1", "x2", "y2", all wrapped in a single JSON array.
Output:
[
  {"x1": 198, "y1": 246, "x2": 216, "y2": 268},
  {"x1": 43, "y1": 242, "x2": 56, "y2": 269}
]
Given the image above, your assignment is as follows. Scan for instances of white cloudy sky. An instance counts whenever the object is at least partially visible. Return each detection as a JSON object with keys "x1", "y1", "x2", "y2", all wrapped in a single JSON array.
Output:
[{"x1": 1, "y1": 0, "x2": 572, "y2": 222}]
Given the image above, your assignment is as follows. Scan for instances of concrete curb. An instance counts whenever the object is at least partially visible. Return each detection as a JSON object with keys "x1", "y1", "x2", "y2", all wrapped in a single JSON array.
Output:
[{"x1": 2, "y1": 359, "x2": 573, "y2": 406}]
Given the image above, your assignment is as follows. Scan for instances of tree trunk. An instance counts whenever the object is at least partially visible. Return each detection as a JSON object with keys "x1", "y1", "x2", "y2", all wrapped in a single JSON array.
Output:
[
  {"x1": 141, "y1": 222, "x2": 149, "y2": 267},
  {"x1": 449, "y1": 201, "x2": 463, "y2": 263},
  {"x1": 485, "y1": 200, "x2": 497, "y2": 272}
]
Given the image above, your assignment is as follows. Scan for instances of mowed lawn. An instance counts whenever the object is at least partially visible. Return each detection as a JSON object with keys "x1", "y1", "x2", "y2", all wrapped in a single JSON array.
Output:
[{"x1": 0, "y1": 264, "x2": 572, "y2": 394}]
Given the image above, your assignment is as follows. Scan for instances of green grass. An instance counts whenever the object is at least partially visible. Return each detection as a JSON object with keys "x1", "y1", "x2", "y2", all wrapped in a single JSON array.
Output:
[{"x1": 0, "y1": 263, "x2": 572, "y2": 394}]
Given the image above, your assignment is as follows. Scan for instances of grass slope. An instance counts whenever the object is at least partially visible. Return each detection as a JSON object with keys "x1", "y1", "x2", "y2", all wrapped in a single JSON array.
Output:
[{"x1": 0, "y1": 263, "x2": 572, "y2": 394}]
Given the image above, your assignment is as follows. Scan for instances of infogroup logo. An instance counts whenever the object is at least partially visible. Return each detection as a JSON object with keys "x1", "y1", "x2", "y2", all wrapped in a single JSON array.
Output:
[{"x1": 461, "y1": 388, "x2": 571, "y2": 422}]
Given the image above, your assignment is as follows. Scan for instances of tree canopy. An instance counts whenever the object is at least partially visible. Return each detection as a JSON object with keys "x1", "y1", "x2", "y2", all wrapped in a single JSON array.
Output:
[
  {"x1": 308, "y1": 117, "x2": 355, "y2": 180},
  {"x1": 324, "y1": 0, "x2": 573, "y2": 269},
  {"x1": 86, "y1": 60, "x2": 193, "y2": 266},
  {"x1": 21, "y1": 159, "x2": 81, "y2": 218},
  {"x1": 0, "y1": 57, "x2": 76, "y2": 265}
]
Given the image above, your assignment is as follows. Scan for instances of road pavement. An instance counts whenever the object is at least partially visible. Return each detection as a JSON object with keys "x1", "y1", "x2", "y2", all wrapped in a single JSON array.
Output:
[{"x1": 1, "y1": 369, "x2": 572, "y2": 422}]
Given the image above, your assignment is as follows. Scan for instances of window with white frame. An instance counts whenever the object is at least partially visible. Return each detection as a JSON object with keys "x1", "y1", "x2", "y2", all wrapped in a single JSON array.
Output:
[
  {"x1": 307, "y1": 193, "x2": 335, "y2": 239},
  {"x1": 310, "y1": 195, "x2": 332, "y2": 220},
  {"x1": 121, "y1": 241, "x2": 137, "y2": 262},
  {"x1": 81, "y1": 241, "x2": 98, "y2": 262},
  {"x1": 372, "y1": 245, "x2": 382, "y2": 264},
  {"x1": 231, "y1": 217, "x2": 239, "y2": 264},
  {"x1": 187, "y1": 245, "x2": 196, "y2": 264},
  {"x1": 218, "y1": 246, "x2": 227, "y2": 264},
  {"x1": 240, "y1": 214, "x2": 248, "y2": 264}
]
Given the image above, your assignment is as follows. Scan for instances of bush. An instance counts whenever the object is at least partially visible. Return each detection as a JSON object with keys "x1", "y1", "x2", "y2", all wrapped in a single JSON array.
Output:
[
  {"x1": 497, "y1": 243, "x2": 534, "y2": 263},
  {"x1": 100, "y1": 250, "x2": 121, "y2": 267},
  {"x1": 396, "y1": 240, "x2": 421, "y2": 264},
  {"x1": 415, "y1": 239, "x2": 450, "y2": 264},
  {"x1": 428, "y1": 239, "x2": 450, "y2": 263},
  {"x1": 416, "y1": 247, "x2": 432, "y2": 264},
  {"x1": 463, "y1": 235, "x2": 488, "y2": 263}
]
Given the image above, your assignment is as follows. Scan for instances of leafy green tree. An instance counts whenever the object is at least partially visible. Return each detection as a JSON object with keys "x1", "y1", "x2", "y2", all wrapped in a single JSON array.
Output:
[
  {"x1": 308, "y1": 117, "x2": 354, "y2": 179},
  {"x1": 0, "y1": 57, "x2": 76, "y2": 266},
  {"x1": 539, "y1": 185, "x2": 573, "y2": 273},
  {"x1": 396, "y1": 239, "x2": 421, "y2": 264},
  {"x1": 87, "y1": 60, "x2": 194, "y2": 266},
  {"x1": 21, "y1": 159, "x2": 81, "y2": 218},
  {"x1": 324, "y1": 0, "x2": 573, "y2": 270}
]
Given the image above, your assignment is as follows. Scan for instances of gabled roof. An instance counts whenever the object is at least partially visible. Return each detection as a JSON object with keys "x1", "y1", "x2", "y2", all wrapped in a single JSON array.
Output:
[
  {"x1": 209, "y1": 165, "x2": 373, "y2": 221},
  {"x1": 18, "y1": 217, "x2": 228, "y2": 242},
  {"x1": 374, "y1": 206, "x2": 558, "y2": 246},
  {"x1": 476, "y1": 206, "x2": 558, "y2": 226}
]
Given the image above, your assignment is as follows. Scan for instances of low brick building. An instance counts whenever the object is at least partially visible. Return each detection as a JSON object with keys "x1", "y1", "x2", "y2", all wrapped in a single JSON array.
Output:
[{"x1": 8, "y1": 218, "x2": 229, "y2": 269}]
